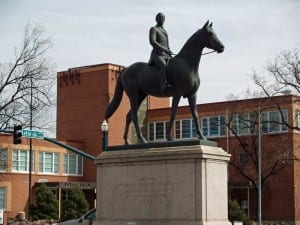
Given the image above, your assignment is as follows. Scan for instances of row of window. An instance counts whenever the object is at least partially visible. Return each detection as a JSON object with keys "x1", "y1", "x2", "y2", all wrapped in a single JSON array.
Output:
[
  {"x1": 0, "y1": 187, "x2": 5, "y2": 209},
  {"x1": 148, "y1": 110, "x2": 289, "y2": 141},
  {"x1": 0, "y1": 149, "x2": 83, "y2": 176}
]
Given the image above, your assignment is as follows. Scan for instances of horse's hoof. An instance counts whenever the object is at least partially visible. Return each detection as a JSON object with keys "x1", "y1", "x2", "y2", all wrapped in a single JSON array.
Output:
[
  {"x1": 198, "y1": 135, "x2": 207, "y2": 141},
  {"x1": 138, "y1": 137, "x2": 147, "y2": 144}
]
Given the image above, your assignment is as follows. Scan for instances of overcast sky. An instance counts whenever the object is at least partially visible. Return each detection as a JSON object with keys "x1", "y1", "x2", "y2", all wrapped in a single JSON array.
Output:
[{"x1": 0, "y1": 0, "x2": 299, "y2": 104}]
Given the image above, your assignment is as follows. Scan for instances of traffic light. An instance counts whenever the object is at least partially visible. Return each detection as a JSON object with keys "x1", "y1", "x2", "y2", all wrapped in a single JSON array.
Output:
[{"x1": 13, "y1": 125, "x2": 22, "y2": 144}]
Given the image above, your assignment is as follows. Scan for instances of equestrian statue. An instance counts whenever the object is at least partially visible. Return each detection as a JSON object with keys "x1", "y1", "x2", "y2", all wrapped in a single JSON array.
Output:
[{"x1": 104, "y1": 14, "x2": 225, "y2": 145}]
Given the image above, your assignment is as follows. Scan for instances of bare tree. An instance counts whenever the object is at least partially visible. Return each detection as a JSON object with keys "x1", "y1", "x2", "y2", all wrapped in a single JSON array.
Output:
[
  {"x1": 225, "y1": 99, "x2": 297, "y2": 193},
  {"x1": 0, "y1": 23, "x2": 55, "y2": 133},
  {"x1": 253, "y1": 48, "x2": 300, "y2": 130}
]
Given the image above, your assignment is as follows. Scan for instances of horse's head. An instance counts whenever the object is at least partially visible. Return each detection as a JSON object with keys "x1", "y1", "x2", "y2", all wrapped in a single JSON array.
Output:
[{"x1": 202, "y1": 20, "x2": 224, "y2": 53}]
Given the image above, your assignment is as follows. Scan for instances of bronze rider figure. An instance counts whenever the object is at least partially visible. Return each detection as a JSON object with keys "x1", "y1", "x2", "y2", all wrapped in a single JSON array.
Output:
[{"x1": 149, "y1": 12, "x2": 173, "y2": 92}]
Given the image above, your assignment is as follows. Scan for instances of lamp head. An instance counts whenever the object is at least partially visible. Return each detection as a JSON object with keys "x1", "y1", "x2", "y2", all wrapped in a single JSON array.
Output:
[{"x1": 101, "y1": 120, "x2": 109, "y2": 132}]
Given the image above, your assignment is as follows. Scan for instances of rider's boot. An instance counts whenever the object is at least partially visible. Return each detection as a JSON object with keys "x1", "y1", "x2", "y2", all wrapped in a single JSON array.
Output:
[{"x1": 159, "y1": 69, "x2": 171, "y2": 93}]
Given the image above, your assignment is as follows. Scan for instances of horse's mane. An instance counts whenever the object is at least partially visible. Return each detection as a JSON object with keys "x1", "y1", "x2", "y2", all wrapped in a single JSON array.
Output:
[{"x1": 177, "y1": 28, "x2": 204, "y2": 57}]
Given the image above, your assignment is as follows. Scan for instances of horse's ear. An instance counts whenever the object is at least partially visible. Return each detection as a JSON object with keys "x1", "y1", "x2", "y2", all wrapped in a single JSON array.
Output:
[
  {"x1": 203, "y1": 20, "x2": 209, "y2": 29},
  {"x1": 209, "y1": 22, "x2": 213, "y2": 27}
]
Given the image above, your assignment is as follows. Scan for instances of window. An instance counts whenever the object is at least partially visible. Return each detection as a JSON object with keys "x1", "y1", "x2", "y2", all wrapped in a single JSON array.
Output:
[
  {"x1": 175, "y1": 119, "x2": 197, "y2": 139},
  {"x1": 0, "y1": 187, "x2": 6, "y2": 209},
  {"x1": 202, "y1": 116, "x2": 226, "y2": 138},
  {"x1": 239, "y1": 153, "x2": 248, "y2": 164},
  {"x1": 148, "y1": 121, "x2": 169, "y2": 141},
  {"x1": 261, "y1": 110, "x2": 288, "y2": 133},
  {"x1": 39, "y1": 152, "x2": 59, "y2": 174},
  {"x1": 12, "y1": 150, "x2": 34, "y2": 172},
  {"x1": 0, "y1": 149, "x2": 8, "y2": 171},
  {"x1": 231, "y1": 113, "x2": 251, "y2": 135},
  {"x1": 64, "y1": 154, "x2": 83, "y2": 176}
]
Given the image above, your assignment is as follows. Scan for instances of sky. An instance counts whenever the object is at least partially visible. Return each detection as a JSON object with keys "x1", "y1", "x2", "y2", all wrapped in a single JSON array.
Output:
[{"x1": 0, "y1": 0, "x2": 299, "y2": 105}]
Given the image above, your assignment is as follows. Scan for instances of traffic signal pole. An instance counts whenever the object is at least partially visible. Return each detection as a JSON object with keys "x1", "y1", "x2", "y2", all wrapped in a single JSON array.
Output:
[
  {"x1": 0, "y1": 129, "x2": 95, "y2": 161},
  {"x1": 44, "y1": 137, "x2": 95, "y2": 161}
]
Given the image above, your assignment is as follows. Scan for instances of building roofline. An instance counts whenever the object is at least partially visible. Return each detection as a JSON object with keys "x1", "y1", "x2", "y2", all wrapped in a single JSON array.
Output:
[
  {"x1": 148, "y1": 94, "x2": 298, "y2": 112},
  {"x1": 57, "y1": 63, "x2": 125, "y2": 75}
]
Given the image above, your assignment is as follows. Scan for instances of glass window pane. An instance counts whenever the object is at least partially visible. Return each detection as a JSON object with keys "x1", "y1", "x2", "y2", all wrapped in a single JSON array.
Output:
[
  {"x1": 69, "y1": 155, "x2": 76, "y2": 174},
  {"x1": 261, "y1": 112, "x2": 268, "y2": 133},
  {"x1": 239, "y1": 114, "x2": 250, "y2": 135},
  {"x1": 269, "y1": 111, "x2": 280, "y2": 132},
  {"x1": 220, "y1": 116, "x2": 226, "y2": 136},
  {"x1": 19, "y1": 151, "x2": 27, "y2": 171},
  {"x1": 78, "y1": 156, "x2": 83, "y2": 175},
  {"x1": 182, "y1": 120, "x2": 191, "y2": 138},
  {"x1": 0, "y1": 187, "x2": 6, "y2": 209},
  {"x1": 281, "y1": 110, "x2": 288, "y2": 131},
  {"x1": 39, "y1": 152, "x2": 43, "y2": 172},
  {"x1": 231, "y1": 114, "x2": 238, "y2": 134},
  {"x1": 209, "y1": 117, "x2": 219, "y2": 136},
  {"x1": 0, "y1": 149, "x2": 7, "y2": 171},
  {"x1": 202, "y1": 118, "x2": 208, "y2": 137},
  {"x1": 175, "y1": 121, "x2": 181, "y2": 139},
  {"x1": 155, "y1": 122, "x2": 164, "y2": 140},
  {"x1": 64, "y1": 154, "x2": 68, "y2": 174},
  {"x1": 44, "y1": 153, "x2": 53, "y2": 173},
  {"x1": 192, "y1": 120, "x2": 197, "y2": 137},
  {"x1": 148, "y1": 123, "x2": 154, "y2": 141},
  {"x1": 54, "y1": 153, "x2": 59, "y2": 174}
]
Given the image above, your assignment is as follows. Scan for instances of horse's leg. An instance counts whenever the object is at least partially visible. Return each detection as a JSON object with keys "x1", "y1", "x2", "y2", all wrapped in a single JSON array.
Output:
[
  {"x1": 166, "y1": 95, "x2": 181, "y2": 141},
  {"x1": 123, "y1": 110, "x2": 131, "y2": 145},
  {"x1": 188, "y1": 94, "x2": 206, "y2": 140},
  {"x1": 129, "y1": 93, "x2": 147, "y2": 144}
]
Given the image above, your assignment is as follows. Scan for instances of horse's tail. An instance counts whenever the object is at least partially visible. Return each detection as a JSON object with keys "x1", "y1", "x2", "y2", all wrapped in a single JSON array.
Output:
[{"x1": 104, "y1": 70, "x2": 124, "y2": 120}]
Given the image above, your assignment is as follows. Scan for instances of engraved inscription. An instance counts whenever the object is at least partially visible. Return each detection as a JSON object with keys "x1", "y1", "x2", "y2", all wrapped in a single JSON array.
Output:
[{"x1": 122, "y1": 177, "x2": 174, "y2": 197}]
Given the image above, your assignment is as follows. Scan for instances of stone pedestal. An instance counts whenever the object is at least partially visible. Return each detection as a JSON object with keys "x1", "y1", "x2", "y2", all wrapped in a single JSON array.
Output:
[{"x1": 94, "y1": 141, "x2": 231, "y2": 225}]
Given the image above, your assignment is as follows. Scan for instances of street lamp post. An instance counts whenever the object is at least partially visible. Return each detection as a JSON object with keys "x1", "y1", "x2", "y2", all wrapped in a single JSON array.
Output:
[{"x1": 101, "y1": 120, "x2": 109, "y2": 151}]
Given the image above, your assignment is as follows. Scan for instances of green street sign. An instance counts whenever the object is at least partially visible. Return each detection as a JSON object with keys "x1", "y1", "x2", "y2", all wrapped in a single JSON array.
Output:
[{"x1": 22, "y1": 129, "x2": 44, "y2": 139}]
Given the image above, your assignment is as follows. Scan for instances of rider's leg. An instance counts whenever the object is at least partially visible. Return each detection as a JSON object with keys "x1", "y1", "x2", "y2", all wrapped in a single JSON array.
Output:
[{"x1": 157, "y1": 58, "x2": 171, "y2": 92}]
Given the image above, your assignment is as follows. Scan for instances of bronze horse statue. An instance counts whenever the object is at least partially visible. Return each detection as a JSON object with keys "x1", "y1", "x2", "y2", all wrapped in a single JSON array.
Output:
[{"x1": 104, "y1": 21, "x2": 224, "y2": 144}]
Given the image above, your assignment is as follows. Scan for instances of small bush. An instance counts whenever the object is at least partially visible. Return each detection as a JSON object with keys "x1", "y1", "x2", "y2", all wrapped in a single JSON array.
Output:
[
  {"x1": 29, "y1": 183, "x2": 59, "y2": 221},
  {"x1": 60, "y1": 185, "x2": 89, "y2": 221},
  {"x1": 229, "y1": 199, "x2": 251, "y2": 225}
]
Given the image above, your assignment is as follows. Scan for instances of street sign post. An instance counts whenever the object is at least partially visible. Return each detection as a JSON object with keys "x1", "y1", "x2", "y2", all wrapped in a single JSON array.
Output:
[{"x1": 21, "y1": 129, "x2": 44, "y2": 139}]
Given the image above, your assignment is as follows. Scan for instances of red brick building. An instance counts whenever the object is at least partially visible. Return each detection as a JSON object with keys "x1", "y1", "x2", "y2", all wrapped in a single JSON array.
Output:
[
  {"x1": 146, "y1": 95, "x2": 300, "y2": 224},
  {"x1": 0, "y1": 63, "x2": 168, "y2": 223},
  {"x1": 1, "y1": 62, "x2": 299, "y2": 224}
]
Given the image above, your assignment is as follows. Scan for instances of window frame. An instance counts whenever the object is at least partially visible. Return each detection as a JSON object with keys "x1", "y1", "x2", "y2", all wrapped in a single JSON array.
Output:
[
  {"x1": 0, "y1": 148, "x2": 8, "y2": 172},
  {"x1": 63, "y1": 154, "x2": 83, "y2": 176},
  {"x1": 12, "y1": 149, "x2": 34, "y2": 173},
  {"x1": 174, "y1": 119, "x2": 198, "y2": 140},
  {"x1": 38, "y1": 151, "x2": 59, "y2": 175},
  {"x1": 202, "y1": 115, "x2": 226, "y2": 138},
  {"x1": 0, "y1": 187, "x2": 7, "y2": 209},
  {"x1": 230, "y1": 113, "x2": 252, "y2": 136},
  {"x1": 261, "y1": 110, "x2": 288, "y2": 134},
  {"x1": 148, "y1": 121, "x2": 169, "y2": 141}
]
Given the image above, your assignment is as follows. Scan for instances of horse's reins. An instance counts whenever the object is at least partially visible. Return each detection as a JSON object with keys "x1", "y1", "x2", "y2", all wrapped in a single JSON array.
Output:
[
  {"x1": 170, "y1": 50, "x2": 216, "y2": 57},
  {"x1": 201, "y1": 50, "x2": 216, "y2": 55}
]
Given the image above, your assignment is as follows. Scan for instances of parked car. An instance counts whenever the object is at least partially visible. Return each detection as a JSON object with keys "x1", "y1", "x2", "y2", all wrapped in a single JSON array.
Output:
[{"x1": 58, "y1": 208, "x2": 96, "y2": 225}]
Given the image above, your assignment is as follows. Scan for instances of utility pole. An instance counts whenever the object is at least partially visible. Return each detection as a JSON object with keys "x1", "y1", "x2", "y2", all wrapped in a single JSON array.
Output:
[
  {"x1": 28, "y1": 77, "x2": 33, "y2": 219},
  {"x1": 258, "y1": 107, "x2": 262, "y2": 225}
]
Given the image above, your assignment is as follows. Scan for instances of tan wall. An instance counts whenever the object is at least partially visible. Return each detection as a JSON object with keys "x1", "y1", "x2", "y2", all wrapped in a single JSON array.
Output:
[{"x1": 0, "y1": 136, "x2": 84, "y2": 220}]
